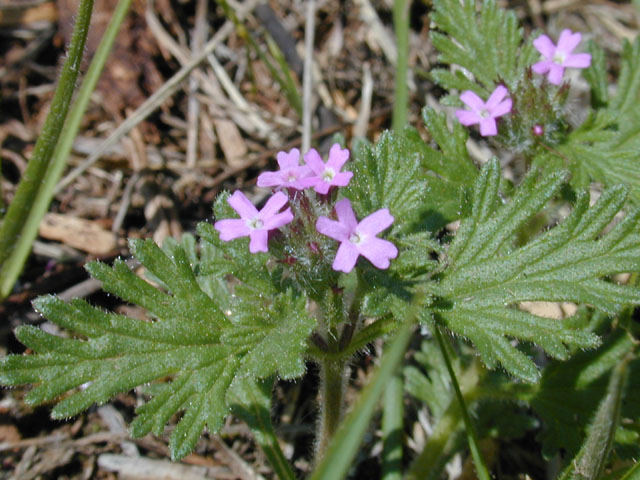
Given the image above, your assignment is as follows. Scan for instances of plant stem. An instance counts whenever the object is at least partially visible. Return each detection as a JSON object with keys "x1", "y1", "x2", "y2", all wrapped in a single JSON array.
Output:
[
  {"x1": 0, "y1": 0, "x2": 94, "y2": 299},
  {"x1": 382, "y1": 369, "x2": 404, "y2": 480},
  {"x1": 310, "y1": 320, "x2": 414, "y2": 480},
  {"x1": 406, "y1": 358, "x2": 481, "y2": 480},
  {"x1": 434, "y1": 326, "x2": 491, "y2": 480},
  {"x1": 392, "y1": 0, "x2": 410, "y2": 131},
  {"x1": 316, "y1": 357, "x2": 348, "y2": 458}
]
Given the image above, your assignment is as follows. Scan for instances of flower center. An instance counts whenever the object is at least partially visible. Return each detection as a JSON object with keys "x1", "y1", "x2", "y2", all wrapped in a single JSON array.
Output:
[
  {"x1": 322, "y1": 168, "x2": 335, "y2": 182},
  {"x1": 287, "y1": 173, "x2": 297, "y2": 182},
  {"x1": 349, "y1": 231, "x2": 363, "y2": 244},
  {"x1": 246, "y1": 217, "x2": 264, "y2": 230},
  {"x1": 479, "y1": 108, "x2": 490, "y2": 118},
  {"x1": 552, "y1": 51, "x2": 566, "y2": 65}
]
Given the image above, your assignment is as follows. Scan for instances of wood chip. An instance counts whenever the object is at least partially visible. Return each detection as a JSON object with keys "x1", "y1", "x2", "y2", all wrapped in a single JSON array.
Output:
[
  {"x1": 39, "y1": 213, "x2": 117, "y2": 255},
  {"x1": 214, "y1": 118, "x2": 248, "y2": 168},
  {"x1": 97, "y1": 453, "x2": 232, "y2": 480}
]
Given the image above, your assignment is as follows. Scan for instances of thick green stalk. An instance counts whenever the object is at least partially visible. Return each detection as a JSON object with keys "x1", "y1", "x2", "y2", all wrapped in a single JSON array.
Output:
[
  {"x1": 310, "y1": 320, "x2": 414, "y2": 480},
  {"x1": 392, "y1": 0, "x2": 410, "y2": 131},
  {"x1": 316, "y1": 357, "x2": 348, "y2": 458},
  {"x1": 434, "y1": 326, "x2": 491, "y2": 480},
  {"x1": 0, "y1": 0, "x2": 98, "y2": 299}
]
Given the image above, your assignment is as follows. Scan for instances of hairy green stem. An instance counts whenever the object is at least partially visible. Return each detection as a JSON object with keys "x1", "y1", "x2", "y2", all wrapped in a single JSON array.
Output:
[
  {"x1": 0, "y1": 0, "x2": 95, "y2": 299},
  {"x1": 2, "y1": 0, "x2": 133, "y2": 298},
  {"x1": 316, "y1": 357, "x2": 348, "y2": 458}
]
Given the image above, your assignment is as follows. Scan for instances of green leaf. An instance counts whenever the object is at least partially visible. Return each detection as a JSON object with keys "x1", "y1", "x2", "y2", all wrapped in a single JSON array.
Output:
[
  {"x1": 558, "y1": 351, "x2": 631, "y2": 480},
  {"x1": 539, "y1": 38, "x2": 640, "y2": 203},
  {"x1": 346, "y1": 124, "x2": 476, "y2": 236},
  {"x1": 228, "y1": 377, "x2": 296, "y2": 480},
  {"x1": 430, "y1": 0, "x2": 536, "y2": 92},
  {"x1": 531, "y1": 331, "x2": 639, "y2": 459},
  {"x1": 0, "y1": 236, "x2": 316, "y2": 460},
  {"x1": 432, "y1": 160, "x2": 640, "y2": 382}
]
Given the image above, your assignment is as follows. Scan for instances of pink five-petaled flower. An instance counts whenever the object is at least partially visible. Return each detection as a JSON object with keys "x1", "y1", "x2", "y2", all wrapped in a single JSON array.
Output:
[
  {"x1": 532, "y1": 29, "x2": 591, "y2": 85},
  {"x1": 455, "y1": 85, "x2": 512, "y2": 137},
  {"x1": 214, "y1": 191, "x2": 293, "y2": 253},
  {"x1": 300, "y1": 143, "x2": 353, "y2": 194},
  {"x1": 257, "y1": 148, "x2": 312, "y2": 190},
  {"x1": 316, "y1": 198, "x2": 398, "y2": 273}
]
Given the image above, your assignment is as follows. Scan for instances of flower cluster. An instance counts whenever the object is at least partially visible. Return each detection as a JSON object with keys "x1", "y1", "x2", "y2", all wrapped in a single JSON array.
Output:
[
  {"x1": 455, "y1": 28, "x2": 591, "y2": 137},
  {"x1": 214, "y1": 144, "x2": 398, "y2": 273}
]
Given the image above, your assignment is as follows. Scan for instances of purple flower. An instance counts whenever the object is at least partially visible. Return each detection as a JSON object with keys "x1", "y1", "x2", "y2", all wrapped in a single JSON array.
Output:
[
  {"x1": 214, "y1": 191, "x2": 293, "y2": 253},
  {"x1": 532, "y1": 29, "x2": 591, "y2": 85},
  {"x1": 316, "y1": 198, "x2": 398, "y2": 273},
  {"x1": 300, "y1": 144, "x2": 353, "y2": 194},
  {"x1": 257, "y1": 148, "x2": 312, "y2": 190},
  {"x1": 455, "y1": 85, "x2": 512, "y2": 137}
]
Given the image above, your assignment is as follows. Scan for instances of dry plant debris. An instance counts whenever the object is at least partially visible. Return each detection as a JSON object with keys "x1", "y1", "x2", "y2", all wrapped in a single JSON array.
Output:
[{"x1": 0, "y1": 0, "x2": 639, "y2": 478}]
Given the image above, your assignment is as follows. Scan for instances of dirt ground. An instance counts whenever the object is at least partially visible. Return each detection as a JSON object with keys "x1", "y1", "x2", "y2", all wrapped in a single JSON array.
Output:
[{"x1": 1, "y1": 0, "x2": 639, "y2": 478}]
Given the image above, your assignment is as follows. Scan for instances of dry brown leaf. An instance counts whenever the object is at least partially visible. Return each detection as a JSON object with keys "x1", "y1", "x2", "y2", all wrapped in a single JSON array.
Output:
[{"x1": 39, "y1": 213, "x2": 116, "y2": 255}]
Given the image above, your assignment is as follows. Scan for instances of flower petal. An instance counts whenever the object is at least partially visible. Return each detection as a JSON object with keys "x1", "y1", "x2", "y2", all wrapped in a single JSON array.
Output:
[
  {"x1": 259, "y1": 191, "x2": 289, "y2": 219},
  {"x1": 489, "y1": 98, "x2": 512, "y2": 118},
  {"x1": 485, "y1": 85, "x2": 508, "y2": 110},
  {"x1": 303, "y1": 148, "x2": 326, "y2": 174},
  {"x1": 313, "y1": 181, "x2": 331, "y2": 195},
  {"x1": 564, "y1": 53, "x2": 591, "y2": 69},
  {"x1": 335, "y1": 198, "x2": 358, "y2": 231},
  {"x1": 532, "y1": 60, "x2": 552, "y2": 74},
  {"x1": 459, "y1": 90, "x2": 485, "y2": 111},
  {"x1": 359, "y1": 237, "x2": 398, "y2": 269},
  {"x1": 533, "y1": 34, "x2": 556, "y2": 59},
  {"x1": 326, "y1": 143, "x2": 350, "y2": 170},
  {"x1": 228, "y1": 191, "x2": 258, "y2": 219},
  {"x1": 257, "y1": 171, "x2": 285, "y2": 188},
  {"x1": 455, "y1": 109, "x2": 481, "y2": 126},
  {"x1": 276, "y1": 148, "x2": 300, "y2": 169},
  {"x1": 262, "y1": 209, "x2": 294, "y2": 230},
  {"x1": 357, "y1": 208, "x2": 394, "y2": 236},
  {"x1": 332, "y1": 242, "x2": 360, "y2": 273},
  {"x1": 547, "y1": 64, "x2": 565, "y2": 85},
  {"x1": 316, "y1": 216, "x2": 350, "y2": 242},
  {"x1": 479, "y1": 117, "x2": 498, "y2": 136},
  {"x1": 331, "y1": 171, "x2": 353, "y2": 188},
  {"x1": 557, "y1": 29, "x2": 581, "y2": 55},
  {"x1": 214, "y1": 218, "x2": 251, "y2": 241},
  {"x1": 249, "y1": 230, "x2": 269, "y2": 253}
]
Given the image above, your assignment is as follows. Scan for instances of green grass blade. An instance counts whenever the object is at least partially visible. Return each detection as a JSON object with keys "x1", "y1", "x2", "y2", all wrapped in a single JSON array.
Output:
[
  {"x1": 382, "y1": 369, "x2": 404, "y2": 480},
  {"x1": 392, "y1": 0, "x2": 410, "y2": 131},
  {"x1": 0, "y1": 0, "x2": 95, "y2": 299},
  {"x1": 435, "y1": 326, "x2": 491, "y2": 480},
  {"x1": 310, "y1": 319, "x2": 414, "y2": 480}
]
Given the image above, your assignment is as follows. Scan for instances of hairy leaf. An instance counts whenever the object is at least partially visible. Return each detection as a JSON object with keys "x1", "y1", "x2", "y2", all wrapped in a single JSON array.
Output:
[
  {"x1": 0, "y1": 237, "x2": 315, "y2": 460},
  {"x1": 431, "y1": 160, "x2": 640, "y2": 382},
  {"x1": 430, "y1": 0, "x2": 536, "y2": 93},
  {"x1": 540, "y1": 38, "x2": 640, "y2": 203}
]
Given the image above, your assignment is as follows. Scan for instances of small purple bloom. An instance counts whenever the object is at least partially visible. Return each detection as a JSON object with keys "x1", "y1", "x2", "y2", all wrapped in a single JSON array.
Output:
[
  {"x1": 300, "y1": 144, "x2": 353, "y2": 194},
  {"x1": 455, "y1": 85, "x2": 512, "y2": 137},
  {"x1": 316, "y1": 198, "x2": 398, "y2": 273},
  {"x1": 214, "y1": 191, "x2": 293, "y2": 253},
  {"x1": 257, "y1": 148, "x2": 312, "y2": 190},
  {"x1": 532, "y1": 29, "x2": 591, "y2": 85}
]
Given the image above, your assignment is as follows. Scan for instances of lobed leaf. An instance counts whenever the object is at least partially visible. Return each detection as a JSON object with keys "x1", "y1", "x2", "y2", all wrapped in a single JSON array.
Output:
[
  {"x1": 432, "y1": 160, "x2": 640, "y2": 381},
  {"x1": 0, "y1": 234, "x2": 316, "y2": 460},
  {"x1": 430, "y1": 0, "x2": 536, "y2": 93}
]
